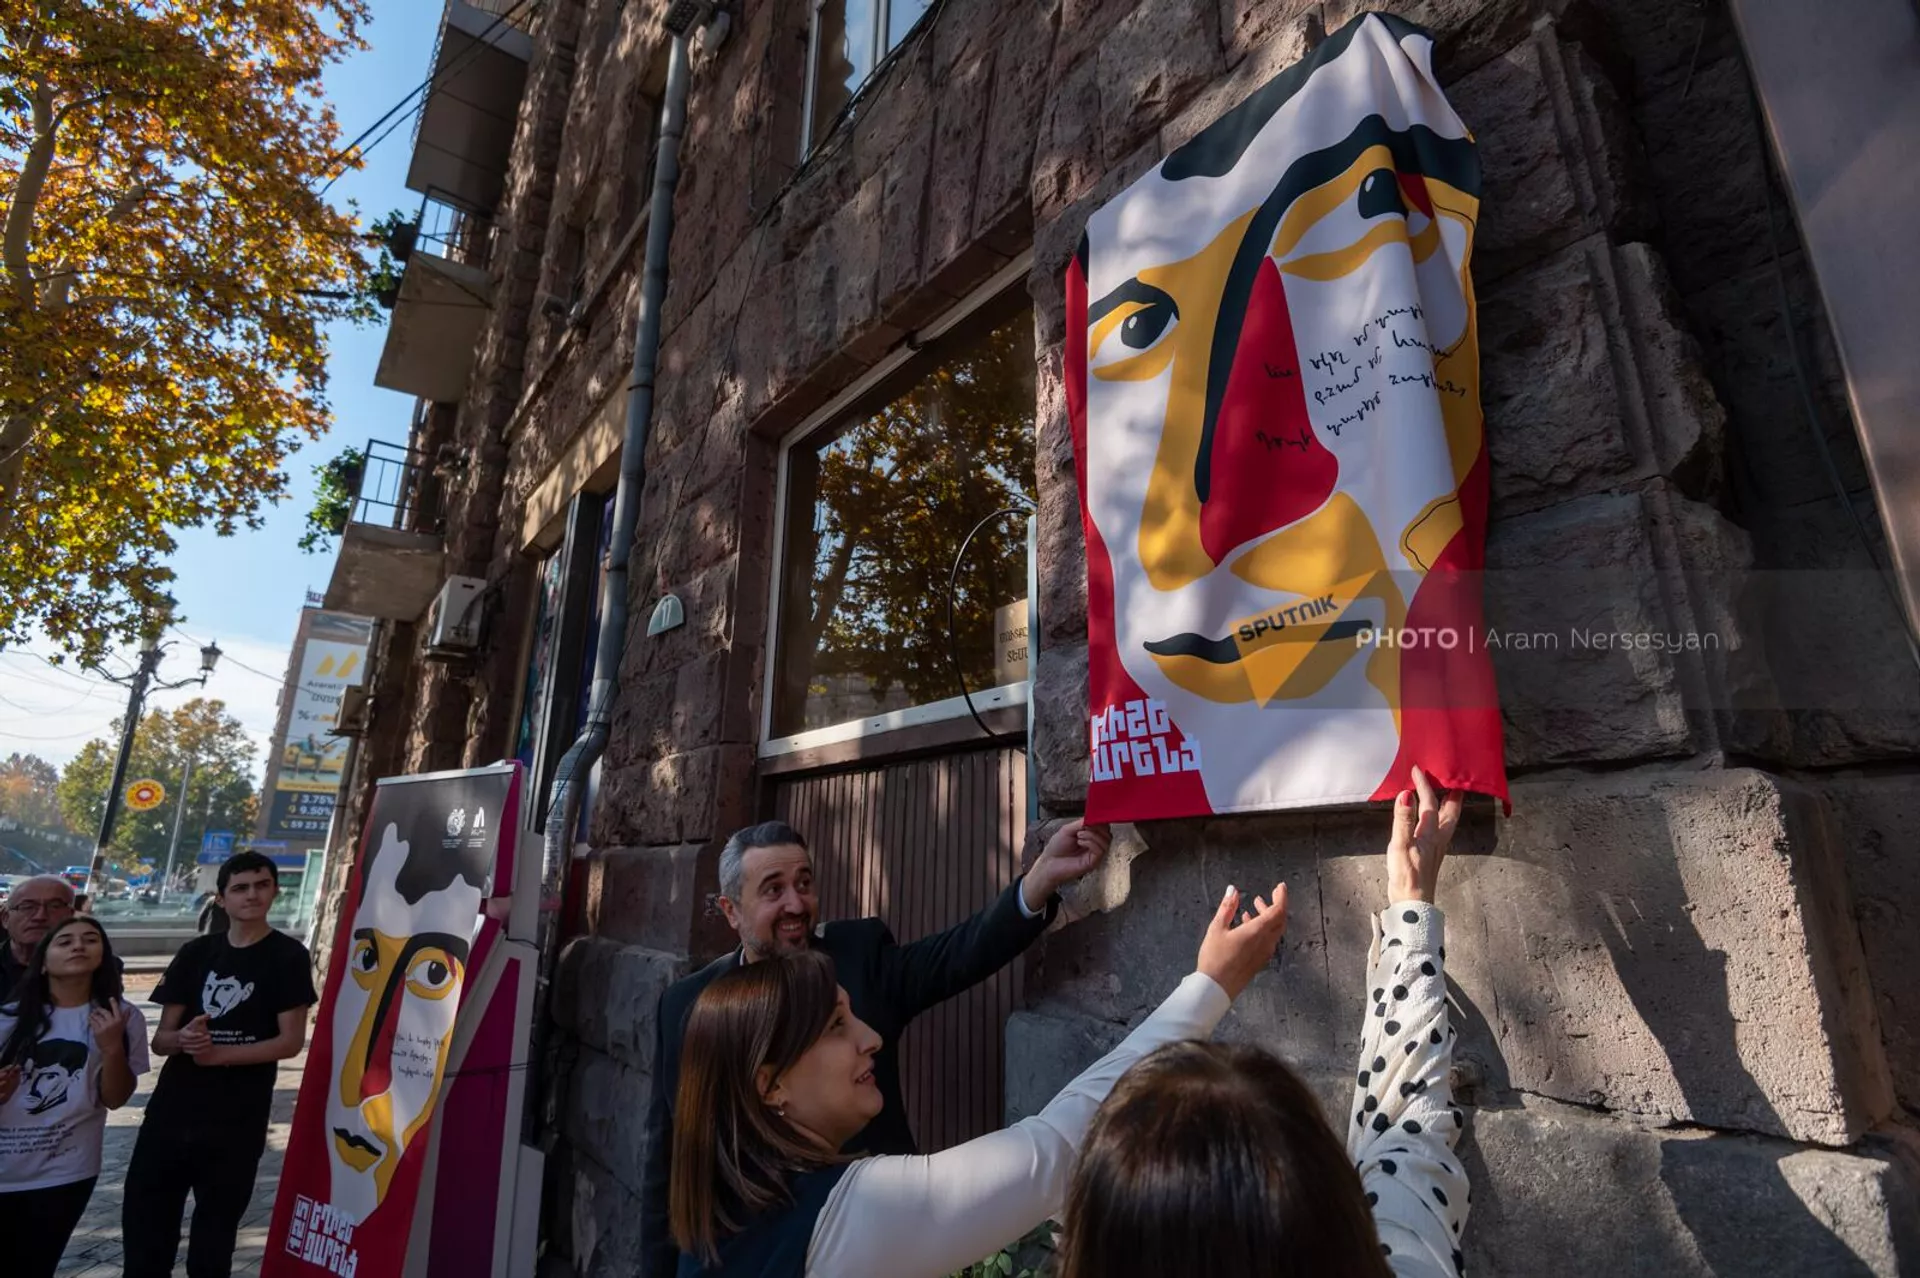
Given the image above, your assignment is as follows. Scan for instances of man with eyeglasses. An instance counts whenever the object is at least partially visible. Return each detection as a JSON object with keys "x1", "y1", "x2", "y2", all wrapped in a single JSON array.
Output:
[{"x1": 0, "y1": 875, "x2": 78, "y2": 999}]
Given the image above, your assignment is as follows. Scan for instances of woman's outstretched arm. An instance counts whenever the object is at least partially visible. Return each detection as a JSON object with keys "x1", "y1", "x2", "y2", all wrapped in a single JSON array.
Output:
[
  {"x1": 806, "y1": 882, "x2": 1289, "y2": 1278},
  {"x1": 1347, "y1": 902, "x2": 1468, "y2": 1276},
  {"x1": 1346, "y1": 765, "x2": 1471, "y2": 1278}
]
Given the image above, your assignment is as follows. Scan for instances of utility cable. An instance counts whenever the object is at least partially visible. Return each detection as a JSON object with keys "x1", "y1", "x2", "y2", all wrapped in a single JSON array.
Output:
[
  {"x1": 317, "y1": 0, "x2": 540, "y2": 196},
  {"x1": 945, "y1": 504, "x2": 1033, "y2": 738},
  {"x1": 0, "y1": 651, "x2": 116, "y2": 690},
  {"x1": 167, "y1": 627, "x2": 286, "y2": 686}
]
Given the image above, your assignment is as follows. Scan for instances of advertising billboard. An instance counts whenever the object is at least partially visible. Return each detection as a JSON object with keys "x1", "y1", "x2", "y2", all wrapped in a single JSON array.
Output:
[{"x1": 264, "y1": 611, "x2": 374, "y2": 841}]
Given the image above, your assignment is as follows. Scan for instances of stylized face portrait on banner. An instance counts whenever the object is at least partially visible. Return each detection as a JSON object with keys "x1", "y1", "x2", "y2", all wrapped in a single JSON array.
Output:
[
  {"x1": 1067, "y1": 14, "x2": 1509, "y2": 821},
  {"x1": 265, "y1": 765, "x2": 520, "y2": 1278},
  {"x1": 326, "y1": 815, "x2": 490, "y2": 1224}
]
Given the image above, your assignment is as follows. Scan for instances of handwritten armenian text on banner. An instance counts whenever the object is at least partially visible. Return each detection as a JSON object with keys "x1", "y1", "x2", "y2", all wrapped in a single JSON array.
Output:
[{"x1": 1067, "y1": 14, "x2": 1508, "y2": 821}]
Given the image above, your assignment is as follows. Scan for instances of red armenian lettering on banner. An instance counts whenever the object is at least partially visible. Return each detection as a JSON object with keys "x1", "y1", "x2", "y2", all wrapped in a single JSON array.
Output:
[{"x1": 1069, "y1": 13, "x2": 1508, "y2": 822}]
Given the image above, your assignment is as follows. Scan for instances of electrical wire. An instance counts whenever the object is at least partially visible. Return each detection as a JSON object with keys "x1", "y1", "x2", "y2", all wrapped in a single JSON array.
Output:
[
  {"x1": 0, "y1": 721, "x2": 113, "y2": 743},
  {"x1": 167, "y1": 628, "x2": 286, "y2": 686},
  {"x1": 316, "y1": 0, "x2": 540, "y2": 196},
  {"x1": 0, "y1": 664, "x2": 105, "y2": 695},
  {"x1": 0, "y1": 680, "x2": 101, "y2": 718},
  {"x1": 945, "y1": 504, "x2": 1034, "y2": 738},
  {"x1": 0, "y1": 651, "x2": 116, "y2": 690}
]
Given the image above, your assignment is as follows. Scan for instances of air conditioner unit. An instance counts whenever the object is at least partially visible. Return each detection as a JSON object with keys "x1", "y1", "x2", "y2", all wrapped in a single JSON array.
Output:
[
  {"x1": 330, "y1": 685, "x2": 372, "y2": 738},
  {"x1": 424, "y1": 575, "x2": 487, "y2": 659}
]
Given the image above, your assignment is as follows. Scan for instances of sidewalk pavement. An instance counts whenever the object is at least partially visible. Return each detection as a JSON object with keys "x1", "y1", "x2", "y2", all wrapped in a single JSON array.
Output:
[{"x1": 56, "y1": 992, "x2": 309, "y2": 1278}]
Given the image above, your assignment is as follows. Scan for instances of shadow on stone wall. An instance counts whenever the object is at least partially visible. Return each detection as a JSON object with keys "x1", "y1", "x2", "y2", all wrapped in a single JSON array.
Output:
[{"x1": 1599, "y1": 824, "x2": 1876, "y2": 1274}]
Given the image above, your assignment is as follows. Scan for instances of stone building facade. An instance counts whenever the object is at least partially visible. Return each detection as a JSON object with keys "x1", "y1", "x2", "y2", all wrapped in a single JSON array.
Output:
[{"x1": 324, "y1": 0, "x2": 1920, "y2": 1272}]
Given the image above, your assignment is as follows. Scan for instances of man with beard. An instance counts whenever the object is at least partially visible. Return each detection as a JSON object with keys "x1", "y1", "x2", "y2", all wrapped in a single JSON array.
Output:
[{"x1": 637, "y1": 817, "x2": 1112, "y2": 1278}]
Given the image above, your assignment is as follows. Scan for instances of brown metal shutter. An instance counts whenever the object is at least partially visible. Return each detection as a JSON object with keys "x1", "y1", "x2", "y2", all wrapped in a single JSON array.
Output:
[{"x1": 768, "y1": 745, "x2": 1027, "y2": 1153}]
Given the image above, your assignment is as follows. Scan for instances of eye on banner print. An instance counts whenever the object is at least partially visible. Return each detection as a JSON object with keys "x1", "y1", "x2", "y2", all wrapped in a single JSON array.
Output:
[{"x1": 1066, "y1": 13, "x2": 1508, "y2": 822}]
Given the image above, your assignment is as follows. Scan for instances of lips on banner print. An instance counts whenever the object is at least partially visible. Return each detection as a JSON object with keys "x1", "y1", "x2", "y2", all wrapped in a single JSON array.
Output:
[{"x1": 1067, "y1": 13, "x2": 1508, "y2": 821}]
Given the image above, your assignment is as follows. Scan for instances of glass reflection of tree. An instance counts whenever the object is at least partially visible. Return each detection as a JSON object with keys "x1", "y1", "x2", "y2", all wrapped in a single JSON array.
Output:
[
  {"x1": 801, "y1": 318, "x2": 1035, "y2": 718},
  {"x1": 811, "y1": 0, "x2": 867, "y2": 144}
]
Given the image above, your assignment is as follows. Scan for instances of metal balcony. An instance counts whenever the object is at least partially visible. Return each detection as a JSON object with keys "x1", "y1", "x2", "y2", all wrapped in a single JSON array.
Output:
[
  {"x1": 324, "y1": 440, "x2": 448, "y2": 622},
  {"x1": 374, "y1": 196, "x2": 495, "y2": 404},
  {"x1": 406, "y1": 0, "x2": 533, "y2": 218}
]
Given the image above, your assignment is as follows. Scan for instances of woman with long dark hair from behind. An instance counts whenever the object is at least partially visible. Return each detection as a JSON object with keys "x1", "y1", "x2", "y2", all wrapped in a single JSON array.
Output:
[
  {"x1": 0, "y1": 917, "x2": 149, "y2": 1277},
  {"x1": 1056, "y1": 765, "x2": 1470, "y2": 1278},
  {"x1": 669, "y1": 872, "x2": 1292, "y2": 1276}
]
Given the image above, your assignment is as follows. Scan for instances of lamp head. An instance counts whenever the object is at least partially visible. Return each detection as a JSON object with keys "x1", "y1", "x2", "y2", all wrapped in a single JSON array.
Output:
[
  {"x1": 141, "y1": 593, "x2": 178, "y2": 644},
  {"x1": 662, "y1": 0, "x2": 716, "y2": 37},
  {"x1": 199, "y1": 641, "x2": 222, "y2": 677}
]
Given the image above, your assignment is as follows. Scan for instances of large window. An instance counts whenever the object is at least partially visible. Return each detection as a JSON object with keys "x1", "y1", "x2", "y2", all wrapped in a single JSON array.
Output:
[
  {"x1": 768, "y1": 296, "x2": 1036, "y2": 746},
  {"x1": 803, "y1": 0, "x2": 934, "y2": 153},
  {"x1": 513, "y1": 490, "x2": 615, "y2": 830}
]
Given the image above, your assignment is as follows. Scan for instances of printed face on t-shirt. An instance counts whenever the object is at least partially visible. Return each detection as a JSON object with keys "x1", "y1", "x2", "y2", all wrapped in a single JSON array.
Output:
[
  {"x1": 202, "y1": 972, "x2": 256, "y2": 1020},
  {"x1": 22, "y1": 1037, "x2": 87, "y2": 1115},
  {"x1": 325, "y1": 824, "x2": 481, "y2": 1224}
]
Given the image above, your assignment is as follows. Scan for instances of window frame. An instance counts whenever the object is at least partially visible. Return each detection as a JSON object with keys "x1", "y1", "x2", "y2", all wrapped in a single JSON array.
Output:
[
  {"x1": 514, "y1": 490, "x2": 611, "y2": 829},
  {"x1": 759, "y1": 250, "x2": 1037, "y2": 759},
  {"x1": 799, "y1": 0, "x2": 932, "y2": 157}
]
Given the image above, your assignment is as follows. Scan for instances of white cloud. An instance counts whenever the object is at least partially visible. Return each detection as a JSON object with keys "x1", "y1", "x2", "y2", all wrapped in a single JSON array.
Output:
[{"x1": 0, "y1": 632, "x2": 293, "y2": 785}]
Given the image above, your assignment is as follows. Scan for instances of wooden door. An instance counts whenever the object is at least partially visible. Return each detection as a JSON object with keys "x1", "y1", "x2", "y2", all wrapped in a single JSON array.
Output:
[{"x1": 768, "y1": 745, "x2": 1026, "y2": 1153}]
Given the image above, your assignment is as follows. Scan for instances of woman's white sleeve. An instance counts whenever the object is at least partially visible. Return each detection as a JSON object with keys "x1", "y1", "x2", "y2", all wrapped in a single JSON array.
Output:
[
  {"x1": 805, "y1": 971, "x2": 1232, "y2": 1278},
  {"x1": 1345, "y1": 903, "x2": 1470, "y2": 1278}
]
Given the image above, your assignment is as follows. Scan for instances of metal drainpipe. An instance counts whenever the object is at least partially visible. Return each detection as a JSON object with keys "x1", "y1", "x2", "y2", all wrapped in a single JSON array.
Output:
[
  {"x1": 543, "y1": 30, "x2": 690, "y2": 889},
  {"x1": 528, "y1": 28, "x2": 692, "y2": 1126}
]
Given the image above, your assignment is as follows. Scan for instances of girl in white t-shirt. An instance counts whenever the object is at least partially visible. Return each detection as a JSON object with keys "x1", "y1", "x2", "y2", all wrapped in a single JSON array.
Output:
[{"x1": 0, "y1": 916, "x2": 149, "y2": 1278}]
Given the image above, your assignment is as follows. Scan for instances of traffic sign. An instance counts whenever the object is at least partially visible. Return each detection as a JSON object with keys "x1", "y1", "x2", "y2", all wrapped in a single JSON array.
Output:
[{"x1": 125, "y1": 779, "x2": 166, "y2": 811}]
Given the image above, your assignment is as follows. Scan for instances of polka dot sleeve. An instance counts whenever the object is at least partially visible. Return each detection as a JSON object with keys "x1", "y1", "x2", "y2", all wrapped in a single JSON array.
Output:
[{"x1": 1345, "y1": 903, "x2": 1470, "y2": 1278}]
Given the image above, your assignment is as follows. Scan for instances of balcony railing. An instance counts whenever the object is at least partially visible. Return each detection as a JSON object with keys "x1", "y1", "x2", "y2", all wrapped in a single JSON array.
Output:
[
  {"x1": 324, "y1": 436, "x2": 448, "y2": 621},
  {"x1": 388, "y1": 192, "x2": 493, "y2": 272},
  {"x1": 406, "y1": 0, "x2": 533, "y2": 218},
  {"x1": 352, "y1": 439, "x2": 434, "y2": 532}
]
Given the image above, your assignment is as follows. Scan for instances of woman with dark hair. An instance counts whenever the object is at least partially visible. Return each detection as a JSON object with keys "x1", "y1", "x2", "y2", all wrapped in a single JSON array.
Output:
[
  {"x1": 669, "y1": 873, "x2": 1293, "y2": 1276},
  {"x1": 0, "y1": 916, "x2": 149, "y2": 1277},
  {"x1": 1056, "y1": 766, "x2": 1470, "y2": 1278}
]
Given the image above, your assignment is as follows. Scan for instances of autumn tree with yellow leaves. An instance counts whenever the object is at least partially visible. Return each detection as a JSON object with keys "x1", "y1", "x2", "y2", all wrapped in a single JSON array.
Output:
[{"x1": 0, "y1": 0, "x2": 374, "y2": 662}]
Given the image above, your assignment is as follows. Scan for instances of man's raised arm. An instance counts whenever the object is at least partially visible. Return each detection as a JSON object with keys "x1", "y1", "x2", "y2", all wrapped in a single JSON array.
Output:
[{"x1": 876, "y1": 820, "x2": 1110, "y2": 1019}]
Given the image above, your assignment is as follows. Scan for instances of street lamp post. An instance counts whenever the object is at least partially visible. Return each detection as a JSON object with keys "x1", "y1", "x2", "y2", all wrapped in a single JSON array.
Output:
[
  {"x1": 159, "y1": 751, "x2": 195, "y2": 905},
  {"x1": 84, "y1": 618, "x2": 222, "y2": 901}
]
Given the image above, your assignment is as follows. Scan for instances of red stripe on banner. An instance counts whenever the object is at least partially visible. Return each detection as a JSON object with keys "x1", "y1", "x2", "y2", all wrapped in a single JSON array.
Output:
[
  {"x1": 1368, "y1": 446, "x2": 1511, "y2": 811},
  {"x1": 1201, "y1": 257, "x2": 1337, "y2": 566},
  {"x1": 1069, "y1": 255, "x2": 1213, "y2": 824}
]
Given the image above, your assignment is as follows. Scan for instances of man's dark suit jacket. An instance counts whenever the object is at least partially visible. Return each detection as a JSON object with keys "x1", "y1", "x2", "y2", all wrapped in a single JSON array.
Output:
[{"x1": 637, "y1": 877, "x2": 1054, "y2": 1278}]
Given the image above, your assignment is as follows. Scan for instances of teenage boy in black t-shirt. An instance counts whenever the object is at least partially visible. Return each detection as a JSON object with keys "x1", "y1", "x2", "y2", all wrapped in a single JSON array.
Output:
[{"x1": 123, "y1": 851, "x2": 318, "y2": 1278}]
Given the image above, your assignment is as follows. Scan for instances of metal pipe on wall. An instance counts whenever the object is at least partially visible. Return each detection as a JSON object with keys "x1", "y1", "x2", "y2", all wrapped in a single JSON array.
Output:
[
  {"x1": 527, "y1": 16, "x2": 698, "y2": 1138},
  {"x1": 542, "y1": 26, "x2": 691, "y2": 900}
]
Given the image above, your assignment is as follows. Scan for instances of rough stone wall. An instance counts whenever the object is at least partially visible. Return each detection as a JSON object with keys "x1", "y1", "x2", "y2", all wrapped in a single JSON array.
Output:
[
  {"x1": 1015, "y1": 1, "x2": 1920, "y2": 1272},
  {"x1": 352, "y1": 0, "x2": 1920, "y2": 1273}
]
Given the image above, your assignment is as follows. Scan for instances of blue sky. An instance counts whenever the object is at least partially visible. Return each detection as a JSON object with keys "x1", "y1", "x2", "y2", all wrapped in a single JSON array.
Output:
[{"x1": 0, "y1": 7, "x2": 444, "y2": 777}]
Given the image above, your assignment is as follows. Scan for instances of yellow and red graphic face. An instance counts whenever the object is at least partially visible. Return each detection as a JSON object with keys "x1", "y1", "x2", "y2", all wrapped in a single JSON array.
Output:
[
  {"x1": 325, "y1": 825, "x2": 479, "y2": 1225},
  {"x1": 1072, "y1": 15, "x2": 1506, "y2": 816}
]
